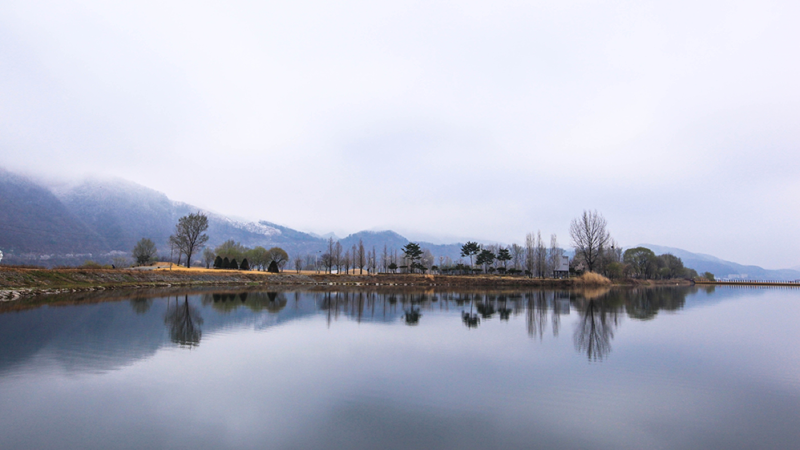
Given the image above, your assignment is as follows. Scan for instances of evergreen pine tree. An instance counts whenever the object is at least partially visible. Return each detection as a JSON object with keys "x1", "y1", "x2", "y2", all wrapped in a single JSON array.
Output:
[
  {"x1": 214, "y1": 255, "x2": 223, "y2": 269},
  {"x1": 223, "y1": 257, "x2": 230, "y2": 269},
  {"x1": 240, "y1": 258, "x2": 250, "y2": 271},
  {"x1": 230, "y1": 258, "x2": 239, "y2": 270}
]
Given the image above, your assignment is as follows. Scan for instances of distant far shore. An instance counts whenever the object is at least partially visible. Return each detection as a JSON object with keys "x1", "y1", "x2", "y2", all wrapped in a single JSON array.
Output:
[
  {"x1": 0, "y1": 266, "x2": 694, "y2": 301},
  {"x1": 694, "y1": 280, "x2": 800, "y2": 287}
]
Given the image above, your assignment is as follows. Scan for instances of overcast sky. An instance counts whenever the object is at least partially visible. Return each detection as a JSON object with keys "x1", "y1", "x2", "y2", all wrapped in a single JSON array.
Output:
[{"x1": 1, "y1": 0, "x2": 799, "y2": 269}]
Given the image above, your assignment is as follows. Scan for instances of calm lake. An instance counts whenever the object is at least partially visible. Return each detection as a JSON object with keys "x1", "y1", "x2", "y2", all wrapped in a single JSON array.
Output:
[{"x1": 0, "y1": 286, "x2": 798, "y2": 449}]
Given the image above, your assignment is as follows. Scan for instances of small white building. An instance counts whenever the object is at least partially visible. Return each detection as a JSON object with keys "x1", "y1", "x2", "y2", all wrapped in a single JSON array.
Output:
[{"x1": 554, "y1": 255, "x2": 569, "y2": 278}]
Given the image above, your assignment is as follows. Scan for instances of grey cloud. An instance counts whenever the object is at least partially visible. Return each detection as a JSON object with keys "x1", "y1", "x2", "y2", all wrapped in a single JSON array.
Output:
[{"x1": 1, "y1": 0, "x2": 798, "y2": 268}]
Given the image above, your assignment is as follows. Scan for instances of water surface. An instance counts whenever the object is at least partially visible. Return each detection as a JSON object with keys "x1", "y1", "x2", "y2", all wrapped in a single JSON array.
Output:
[{"x1": 0, "y1": 286, "x2": 798, "y2": 449}]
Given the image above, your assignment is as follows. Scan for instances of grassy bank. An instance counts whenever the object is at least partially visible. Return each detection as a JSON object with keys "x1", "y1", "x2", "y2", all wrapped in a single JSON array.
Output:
[
  {"x1": 0, "y1": 267, "x2": 314, "y2": 300},
  {"x1": 0, "y1": 266, "x2": 692, "y2": 301}
]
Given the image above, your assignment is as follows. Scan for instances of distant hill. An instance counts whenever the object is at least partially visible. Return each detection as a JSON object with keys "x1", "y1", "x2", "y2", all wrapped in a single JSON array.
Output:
[
  {"x1": 0, "y1": 169, "x2": 326, "y2": 266},
  {"x1": 0, "y1": 168, "x2": 487, "y2": 267},
  {"x1": 336, "y1": 230, "x2": 465, "y2": 261},
  {"x1": 338, "y1": 230, "x2": 409, "y2": 250},
  {"x1": 0, "y1": 170, "x2": 427, "y2": 266},
  {"x1": 57, "y1": 178, "x2": 178, "y2": 253},
  {"x1": 640, "y1": 244, "x2": 800, "y2": 281},
  {"x1": 309, "y1": 232, "x2": 339, "y2": 241},
  {"x1": 54, "y1": 178, "x2": 325, "y2": 259}
]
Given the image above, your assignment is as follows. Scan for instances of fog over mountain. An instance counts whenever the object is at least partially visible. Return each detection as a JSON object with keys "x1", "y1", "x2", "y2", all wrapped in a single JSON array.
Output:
[
  {"x1": 0, "y1": 169, "x2": 464, "y2": 265},
  {"x1": 0, "y1": 168, "x2": 106, "y2": 255}
]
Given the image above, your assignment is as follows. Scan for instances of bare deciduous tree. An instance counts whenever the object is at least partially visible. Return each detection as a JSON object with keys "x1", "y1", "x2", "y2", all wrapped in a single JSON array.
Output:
[
  {"x1": 169, "y1": 212, "x2": 209, "y2": 268},
  {"x1": 334, "y1": 241, "x2": 342, "y2": 274},
  {"x1": 304, "y1": 254, "x2": 316, "y2": 272},
  {"x1": 548, "y1": 234, "x2": 562, "y2": 277},
  {"x1": 535, "y1": 231, "x2": 547, "y2": 278},
  {"x1": 344, "y1": 249, "x2": 351, "y2": 274},
  {"x1": 569, "y1": 210, "x2": 610, "y2": 273},
  {"x1": 327, "y1": 238, "x2": 335, "y2": 274},
  {"x1": 421, "y1": 248, "x2": 435, "y2": 270},
  {"x1": 112, "y1": 256, "x2": 130, "y2": 268},
  {"x1": 525, "y1": 232, "x2": 536, "y2": 277},
  {"x1": 320, "y1": 253, "x2": 333, "y2": 273},
  {"x1": 511, "y1": 244, "x2": 525, "y2": 271},
  {"x1": 369, "y1": 247, "x2": 377, "y2": 274},
  {"x1": 357, "y1": 239, "x2": 366, "y2": 274}
]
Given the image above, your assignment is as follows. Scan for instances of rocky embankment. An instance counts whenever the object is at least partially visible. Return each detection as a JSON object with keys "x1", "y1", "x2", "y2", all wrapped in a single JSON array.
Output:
[{"x1": 0, "y1": 267, "x2": 315, "y2": 301}]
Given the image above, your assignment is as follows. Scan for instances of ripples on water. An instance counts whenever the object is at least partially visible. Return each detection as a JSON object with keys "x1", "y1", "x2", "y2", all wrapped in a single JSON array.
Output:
[{"x1": 0, "y1": 285, "x2": 798, "y2": 450}]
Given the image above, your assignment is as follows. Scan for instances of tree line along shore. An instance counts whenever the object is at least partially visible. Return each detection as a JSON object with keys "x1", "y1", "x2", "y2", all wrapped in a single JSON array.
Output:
[
  {"x1": 2, "y1": 209, "x2": 714, "y2": 294},
  {"x1": 130, "y1": 210, "x2": 713, "y2": 281}
]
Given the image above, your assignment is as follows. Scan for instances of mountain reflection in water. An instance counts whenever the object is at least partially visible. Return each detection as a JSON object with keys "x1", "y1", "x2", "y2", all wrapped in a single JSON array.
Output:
[{"x1": 1, "y1": 285, "x2": 798, "y2": 450}]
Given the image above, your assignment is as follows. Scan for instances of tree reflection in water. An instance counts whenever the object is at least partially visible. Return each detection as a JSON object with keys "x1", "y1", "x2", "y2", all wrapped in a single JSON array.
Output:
[
  {"x1": 164, "y1": 295, "x2": 203, "y2": 347},
  {"x1": 462, "y1": 311, "x2": 480, "y2": 328},
  {"x1": 203, "y1": 291, "x2": 287, "y2": 314},
  {"x1": 462, "y1": 294, "x2": 480, "y2": 328},
  {"x1": 569, "y1": 287, "x2": 688, "y2": 361},
  {"x1": 403, "y1": 307, "x2": 422, "y2": 325},
  {"x1": 573, "y1": 299, "x2": 618, "y2": 361},
  {"x1": 179, "y1": 287, "x2": 691, "y2": 359},
  {"x1": 526, "y1": 291, "x2": 565, "y2": 339},
  {"x1": 129, "y1": 297, "x2": 153, "y2": 314},
  {"x1": 476, "y1": 301, "x2": 496, "y2": 319}
]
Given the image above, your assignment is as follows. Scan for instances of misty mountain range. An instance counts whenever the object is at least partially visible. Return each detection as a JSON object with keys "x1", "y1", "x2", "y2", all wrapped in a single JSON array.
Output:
[
  {"x1": 1, "y1": 167, "x2": 799, "y2": 280},
  {"x1": 0, "y1": 168, "x2": 463, "y2": 266}
]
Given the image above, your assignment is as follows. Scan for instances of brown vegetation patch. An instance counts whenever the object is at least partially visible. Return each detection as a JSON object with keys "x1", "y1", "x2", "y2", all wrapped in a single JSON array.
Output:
[{"x1": 576, "y1": 272, "x2": 612, "y2": 286}]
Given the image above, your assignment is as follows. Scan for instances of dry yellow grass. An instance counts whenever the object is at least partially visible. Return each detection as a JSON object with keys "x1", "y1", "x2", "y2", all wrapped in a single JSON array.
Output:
[
  {"x1": 147, "y1": 263, "x2": 329, "y2": 275},
  {"x1": 577, "y1": 272, "x2": 612, "y2": 286},
  {"x1": 148, "y1": 263, "x2": 268, "y2": 274}
]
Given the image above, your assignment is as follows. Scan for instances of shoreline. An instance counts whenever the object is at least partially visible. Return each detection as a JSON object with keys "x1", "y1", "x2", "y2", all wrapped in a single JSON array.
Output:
[{"x1": 0, "y1": 267, "x2": 694, "y2": 301}]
